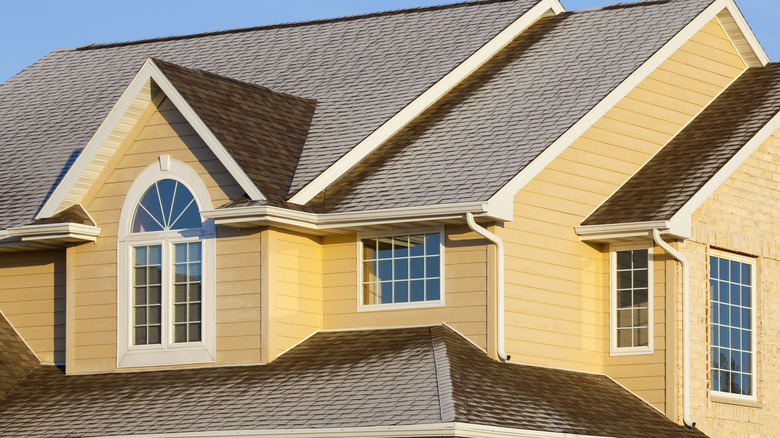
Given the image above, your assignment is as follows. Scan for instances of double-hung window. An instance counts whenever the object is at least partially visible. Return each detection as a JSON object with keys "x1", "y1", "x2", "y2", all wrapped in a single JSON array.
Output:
[
  {"x1": 359, "y1": 231, "x2": 443, "y2": 310},
  {"x1": 117, "y1": 160, "x2": 215, "y2": 368},
  {"x1": 710, "y1": 250, "x2": 755, "y2": 399},
  {"x1": 610, "y1": 245, "x2": 652, "y2": 355}
]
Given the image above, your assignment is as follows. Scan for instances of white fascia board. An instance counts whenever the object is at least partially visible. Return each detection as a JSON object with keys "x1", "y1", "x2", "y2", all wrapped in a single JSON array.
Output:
[
  {"x1": 7, "y1": 223, "x2": 102, "y2": 243},
  {"x1": 669, "y1": 109, "x2": 780, "y2": 228},
  {"x1": 287, "y1": 0, "x2": 565, "y2": 206},
  {"x1": 36, "y1": 63, "x2": 154, "y2": 219},
  {"x1": 98, "y1": 422, "x2": 610, "y2": 438},
  {"x1": 487, "y1": 0, "x2": 736, "y2": 217},
  {"x1": 144, "y1": 60, "x2": 266, "y2": 202},
  {"x1": 575, "y1": 220, "x2": 692, "y2": 242},
  {"x1": 36, "y1": 59, "x2": 265, "y2": 221},
  {"x1": 721, "y1": 0, "x2": 770, "y2": 67},
  {"x1": 202, "y1": 201, "x2": 497, "y2": 231}
]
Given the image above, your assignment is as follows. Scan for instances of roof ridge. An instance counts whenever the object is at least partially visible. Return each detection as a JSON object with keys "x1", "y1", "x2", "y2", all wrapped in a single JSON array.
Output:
[
  {"x1": 75, "y1": 0, "x2": 524, "y2": 52},
  {"x1": 429, "y1": 326, "x2": 456, "y2": 423}
]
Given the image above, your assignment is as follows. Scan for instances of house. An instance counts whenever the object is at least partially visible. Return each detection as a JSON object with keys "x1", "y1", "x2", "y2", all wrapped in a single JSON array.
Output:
[{"x1": 0, "y1": 0, "x2": 778, "y2": 435}]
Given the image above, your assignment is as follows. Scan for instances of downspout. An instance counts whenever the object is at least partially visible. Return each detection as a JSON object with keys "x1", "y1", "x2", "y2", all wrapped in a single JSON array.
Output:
[
  {"x1": 466, "y1": 213, "x2": 508, "y2": 361},
  {"x1": 652, "y1": 229, "x2": 693, "y2": 428}
]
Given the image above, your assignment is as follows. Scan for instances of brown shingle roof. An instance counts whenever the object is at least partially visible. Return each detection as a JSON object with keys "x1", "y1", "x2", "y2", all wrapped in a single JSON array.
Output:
[
  {"x1": 0, "y1": 325, "x2": 707, "y2": 437},
  {"x1": 0, "y1": 312, "x2": 39, "y2": 399},
  {"x1": 582, "y1": 64, "x2": 780, "y2": 226},
  {"x1": 153, "y1": 58, "x2": 317, "y2": 201}
]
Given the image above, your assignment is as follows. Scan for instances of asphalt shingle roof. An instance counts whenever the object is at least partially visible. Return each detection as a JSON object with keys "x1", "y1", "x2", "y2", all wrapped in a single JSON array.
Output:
[
  {"x1": 0, "y1": 312, "x2": 39, "y2": 399},
  {"x1": 582, "y1": 63, "x2": 780, "y2": 226},
  {"x1": 0, "y1": 0, "x2": 537, "y2": 229},
  {"x1": 310, "y1": 0, "x2": 715, "y2": 212},
  {"x1": 0, "y1": 325, "x2": 707, "y2": 437},
  {"x1": 154, "y1": 58, "x2": 317, "y2": 201}
]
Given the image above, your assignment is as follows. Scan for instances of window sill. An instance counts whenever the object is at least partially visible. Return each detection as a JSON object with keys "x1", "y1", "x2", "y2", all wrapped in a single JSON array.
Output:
[
  {"x1": 118, "y1": 344, "x2": 215, "y2": 368},
  {"x1": 609, "y1": 347, "x2": 653, "y2": 357},
  {"x1": 710, "y1": 392, "x2": 761, "y2": 408},
  {"x1": 358, "y1": 300, "x2": 445, "y2": 312}
]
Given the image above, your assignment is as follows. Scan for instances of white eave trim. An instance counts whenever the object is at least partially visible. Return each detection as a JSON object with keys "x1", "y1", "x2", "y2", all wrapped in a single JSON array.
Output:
[
  {"x1": 575, "y1": 220, "x2": 690, "y2": 243},
  {"x1": 36, "y1": 58, "x2": 266, "y2": 220},
  {"x1": 7, "y1": 223, "x2": 102, "y2": 243},
  {"x1": 97, "y1": 422, "x2": 611, "y2": 438},
  {"x1": 201, "y1": 201, "x2": 507, "y2": 232},
  {"x1": 487, "y1": 0, "x2": 767, "y2": 216},
  {"x1": 287, "y1": 0, "x2": 565, "y2": 206}
]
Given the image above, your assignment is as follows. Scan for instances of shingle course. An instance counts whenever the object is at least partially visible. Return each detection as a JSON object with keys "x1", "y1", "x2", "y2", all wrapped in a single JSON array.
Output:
[
  {"x1": 0, "y1": 325, "x2": 707, "y2": 437},
  {"x1": 582, "y1": 63, "x2": 780, "y2": 226}
]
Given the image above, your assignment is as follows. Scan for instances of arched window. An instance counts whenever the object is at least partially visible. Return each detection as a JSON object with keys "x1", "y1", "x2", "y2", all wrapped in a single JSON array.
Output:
[
  {"x1": 130, "y1": 179, "x2": 204, "y2": 346},
  {"x1": 117, "y1": 159, "x2": 215, "y2": 368}
]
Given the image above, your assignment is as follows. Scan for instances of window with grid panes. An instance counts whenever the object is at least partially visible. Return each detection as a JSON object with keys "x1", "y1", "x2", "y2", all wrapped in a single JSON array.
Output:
[
  {"x1": 612, "y1": 247, "x2": 651, "y2": 353},
  {"x1": 130, "y1": 179, "x2": 203, "y2": 346},
  {"x1": 710, "y1": 252, "x2": 754, "y2": 397},
  {"x1": 361, "y1": 232, "x2": 442, "y2": 307}
]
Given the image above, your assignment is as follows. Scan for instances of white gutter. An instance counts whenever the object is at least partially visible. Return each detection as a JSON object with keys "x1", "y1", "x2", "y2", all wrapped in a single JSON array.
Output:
[
  {"x1": 652, "y1": 229, "x2": 693, "y2": 429},
  {"x1": 465, "y1": 213, "x2": 508, "y2": 362},
  {"x1": 202, "y1": 202, "x2": 507, "y2": 232},
  {"x1": 97, "y1": 422, "x2": 610, "y2": 438}
]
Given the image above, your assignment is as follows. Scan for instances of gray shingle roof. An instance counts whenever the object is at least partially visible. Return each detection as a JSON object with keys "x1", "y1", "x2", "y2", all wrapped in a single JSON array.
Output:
[
  {"x1": 0, "y1": 0, "x2": 536, "y2": 229},
  {"x1": 0, "y1": 325, "x2": 707, "y2": 437},
  {"x1": 310, "y1": 0, "x2": 715, "y2": 213},
  {"x1": 582, "y1": 63, "x2": 780, "y2": 226}
]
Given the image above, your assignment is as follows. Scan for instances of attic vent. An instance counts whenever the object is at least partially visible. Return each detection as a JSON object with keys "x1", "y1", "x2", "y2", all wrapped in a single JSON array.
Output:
[{"x1": 603, "y1": 0, "x2": 670, "y2": 10}]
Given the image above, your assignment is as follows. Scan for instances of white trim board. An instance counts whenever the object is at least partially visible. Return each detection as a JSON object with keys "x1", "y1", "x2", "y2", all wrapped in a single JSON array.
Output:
[
  {"x1": 98, "y1": 422, "x2": 611, "y2": 438},
  {"x1": 487, "y1": 0, "x2": 768, "y2": 215},
  {"x1": 37, "y1": 58, "x2": 266, "y2": 220},
  {"x1": 287, "y1": 0, "x2": 565, "y2": 205}
]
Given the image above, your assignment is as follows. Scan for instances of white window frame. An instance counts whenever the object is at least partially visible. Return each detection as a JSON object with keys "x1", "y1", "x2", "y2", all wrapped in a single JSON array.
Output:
[
  {"x1": 116, "y1": 158, "x2": 216, "y2": 368},
  {"x1": 708, "y1": 248, "x2": 757, "y2": 402},
  {"x1": 610, "y1": 243, "x2": 654, "y2": 356},
  {"x1": 357, "y1": 227, "x2": 445, "y2": 312}
]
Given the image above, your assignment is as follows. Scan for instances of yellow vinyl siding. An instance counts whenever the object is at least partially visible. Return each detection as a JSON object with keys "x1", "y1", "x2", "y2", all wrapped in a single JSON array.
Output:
[
  {"x1": 70, "y1": 96, "x2": 254, "y2": 373},
  {"x1": 0, "y1": 250, "x2": 66, "y2": 364},
  {"x1": 678, "y1": 127, "x2": 780, "y2": 437},
  {"x1": 497, "y1": 17, "x2": 746, "y2": 401},
  {"x1": 264, "y1": 228, "x2": 322, "y2": 360},
  {"x1": 216, "y1": 227, "x2": 262, "y2": 365},
  {"x1": 321, "y1": 225, "x2": 489, "y2": 350}
]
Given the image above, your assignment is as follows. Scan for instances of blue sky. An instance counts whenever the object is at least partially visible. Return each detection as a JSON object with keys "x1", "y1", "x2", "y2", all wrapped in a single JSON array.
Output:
[{"x1": 0, "y1": 0, "x2": 776, "y2": 83}]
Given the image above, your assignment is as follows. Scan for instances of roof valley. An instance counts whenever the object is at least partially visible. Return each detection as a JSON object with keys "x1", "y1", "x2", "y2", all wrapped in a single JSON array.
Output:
[{"x1": 429, "y1": 326, "x2": 456, "y2": 423}]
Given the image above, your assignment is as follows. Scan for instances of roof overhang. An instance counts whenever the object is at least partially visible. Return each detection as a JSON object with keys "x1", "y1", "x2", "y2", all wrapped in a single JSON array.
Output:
[
  {"x1": 575, "y1": 219, "x2": 690, "y2": 244},
  {"x1": 36, "y1": 58, "x2": 267, "y2": 220},
  {"x1": 7, "y1": 222, "x2": 102, "y2": 244},
  {"x1": 97, "y1": 422, "x2": 610, "y2": 438},
  {"x1": 486, "y1": 0, "x2": 769, "y2": 220},
  {"x1": 202, "y1": 201, "x2": 510, "y2": 236},
  {"x1": 287, "y1": 0, "x2": 565, "y2": 206}
]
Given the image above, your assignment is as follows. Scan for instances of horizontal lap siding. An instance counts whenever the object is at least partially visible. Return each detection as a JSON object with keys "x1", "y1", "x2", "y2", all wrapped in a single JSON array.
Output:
[
  {"x1": 684, "y1": 128, "x2": 780, "y2": 437},
  {"x1": 0, "y1": 250, "x2": 66, "y2": 364},
  {"x1": 497, "y1": 18, "x2": 745, "y2": 413},
  {"x1": 216, "y1": 227, "x2": 262, "y2": 365},
  {"x1": 269, "y1": 229, "x2": 322, "y2": 359},
  {"x1": 322, "y1": 225, "x2": 488, "y2": 349},
  {"x1": 72, "y1": 98, "x2": 246, "y2": 373}
]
